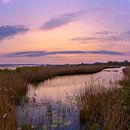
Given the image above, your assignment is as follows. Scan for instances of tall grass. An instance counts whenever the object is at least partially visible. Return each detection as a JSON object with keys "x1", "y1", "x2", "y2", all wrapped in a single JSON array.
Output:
[
  {"x1": 0, "y1": 72, "x2": 27, "y2": 130},
  {"x1": 77, "y1": 67, "x2": 130, "y2": 130},
  {"x1": 120, "y1": 67, "x2": 130, "y2": 129},
  {"x1": 121, "y1": 67, "x2": 130, "y2": 111}
]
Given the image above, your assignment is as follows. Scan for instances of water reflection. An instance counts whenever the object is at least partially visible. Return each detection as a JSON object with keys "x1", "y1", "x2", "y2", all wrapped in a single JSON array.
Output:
[{"x1": 27, "y1": 67, "x2": 124, "y2": 103}]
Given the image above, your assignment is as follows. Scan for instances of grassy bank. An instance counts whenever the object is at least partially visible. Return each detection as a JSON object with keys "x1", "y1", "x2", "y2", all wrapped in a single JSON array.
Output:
[{"x1": 16, "y1": 65, "x2": 119, "y2": 83}]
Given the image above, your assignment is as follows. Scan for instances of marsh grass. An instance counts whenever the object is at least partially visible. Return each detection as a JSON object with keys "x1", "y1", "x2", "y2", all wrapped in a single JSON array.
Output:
[
  {"x1": 16, "y1": 65, "x2": 116, "y2": 83},
  {"x1": 119, "y1": 67, "x2": 130, "y2": 129},
  {"x1": 120, "y1": 68, "x2": 130, "y2": 111},
  {"x1": 0, "y1": 72, "x2": 27, "y2": 130},
  {"x1": 78, "y1": 83, "x2": 130, "y2": 130},
  {"x1": 0, "y1": 94, "x2": 17, "y2": 130}
]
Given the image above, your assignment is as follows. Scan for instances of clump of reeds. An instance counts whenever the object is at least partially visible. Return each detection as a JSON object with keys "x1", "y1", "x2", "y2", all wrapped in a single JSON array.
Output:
[
  {"x1": 120, "y1": 68, "x2": 130, "y2": 111},
  {"x1": 0, "y1": 71, "x2": 27, "y2": 130},
  {"x1": 119, "y1": 67, "x2": 130, "y2": 129},
  {"x1": 77, "y1": 86, "x2": 129, "y2": 130},
  {"x1": 0, "y1": 94, "x2": 17, "y2": 130}
]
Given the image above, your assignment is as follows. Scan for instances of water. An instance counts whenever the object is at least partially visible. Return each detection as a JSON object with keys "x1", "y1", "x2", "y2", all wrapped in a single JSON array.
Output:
[
  {"x1": 0, "y1": 64, "x2": 42, "y2": 70},
  {"x1": 16, "y1": 67, "x2": 125, "y2": 130}
]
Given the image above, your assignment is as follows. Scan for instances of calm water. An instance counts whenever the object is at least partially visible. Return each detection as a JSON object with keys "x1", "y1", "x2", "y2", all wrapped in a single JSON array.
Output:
[
  {"x1": 16, "y1": 67, "x2": 125, "y2": 130},
  {"x1": 0, "y1": 64, "x2": 41, "y2": 70}
]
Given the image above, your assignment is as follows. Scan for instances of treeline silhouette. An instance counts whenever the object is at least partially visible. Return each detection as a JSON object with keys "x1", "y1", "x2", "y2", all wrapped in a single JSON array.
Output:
[{"x1": 93, "y1": 60, "x2": 130, "y2": 66}]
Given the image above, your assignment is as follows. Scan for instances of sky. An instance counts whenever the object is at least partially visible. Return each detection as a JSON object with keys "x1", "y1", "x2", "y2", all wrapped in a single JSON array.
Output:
[{"x1": 0, "y1": 0, "x2": 130, "y2": 64}]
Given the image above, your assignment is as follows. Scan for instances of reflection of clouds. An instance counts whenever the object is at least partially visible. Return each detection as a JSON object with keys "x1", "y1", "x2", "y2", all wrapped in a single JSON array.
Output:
[{"x1": 27, "y1": 67, "x2": 124, "y2": 103}]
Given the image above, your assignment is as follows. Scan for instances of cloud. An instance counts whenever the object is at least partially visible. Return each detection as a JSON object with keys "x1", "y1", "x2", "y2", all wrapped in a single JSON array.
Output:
[
  {"x1": 94, "y1": 31, "x2": 114, "y2": 35},
  {"x1": 40, "y1": 7, "x2": 120, "y2": 31},
  {"x1": 41, "y1": 11, "x2": 85, "y2": 30},
  {"x1": 0, "y1": 25, "x2": 29, "y2": 41},
  {"x1": 4, "y1": 50, "x2": 125, "y2": 58},
  {"x1": 70, "y1": 31, "x2": 130, "y2": 44},
  {"x1": 1, "y1": 0, "x2": 12, "y2": 4}
]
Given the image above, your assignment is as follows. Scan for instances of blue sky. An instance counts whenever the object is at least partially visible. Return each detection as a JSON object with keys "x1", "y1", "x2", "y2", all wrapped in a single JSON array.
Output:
[{"x1": 0, "y1": 0, "x2": 130, "y2": 64}]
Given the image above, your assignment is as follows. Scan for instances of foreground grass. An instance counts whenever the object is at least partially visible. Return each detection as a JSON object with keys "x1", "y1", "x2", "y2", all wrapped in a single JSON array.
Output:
[
  {"x1": 78, "y1": 88, "x2": 129, "y2": 130},
  {"x1": 0, "y1": 72, "x2": 27, "y2": 130},
  {"x1": 121, "y1": 67, "x2": 130, "y2": 111},
  {"x1": 78, "y1": 67, "x2": 130, "y2": 130}
]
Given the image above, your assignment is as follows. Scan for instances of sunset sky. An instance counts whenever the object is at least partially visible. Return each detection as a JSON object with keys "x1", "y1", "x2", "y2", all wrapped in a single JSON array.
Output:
[{"x1": 0, "y1": 0, "x2": 130, "y2": 64}]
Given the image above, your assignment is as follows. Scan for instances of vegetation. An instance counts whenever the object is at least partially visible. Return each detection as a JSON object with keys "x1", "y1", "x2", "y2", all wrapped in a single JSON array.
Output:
[
  {"x1": 0, "y1": 64, "x2": 130, "y2": 130},
  {"x1": 0, "y1": 72, "x2": 27, "y2": 130},
  {"x1": 0, "y1": 65, "x2": 110, "y2": 130},
  {"x1": 16, "y1": 65, "x2": 117, "y2": 83},
  {"x1": 78, "y1": 88, "x2": 129, "y2": 130},
  {"x1": 121, "y1": 67, "x2": 130, "y2": 113},
  {"x1": 78, "y1": 67, "x2": 130, "y2": 130}
]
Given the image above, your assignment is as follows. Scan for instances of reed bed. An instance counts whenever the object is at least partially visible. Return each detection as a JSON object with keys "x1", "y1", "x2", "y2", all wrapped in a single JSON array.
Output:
[
  {"x1": 78, "y1": 88, "x2": 129, "y2": 130},
  {"x1": 16, "y1": 65, "x2": 116, "y2": 83},
  {"x1": 120, "y1": 67, "x2": 130, "y2": 127},
  {"x1": 121, "y1": 67, "x2": 130, "y2": 110},
  {"x1": 0, "y1": 72, "x2": 27, "y2": 130}
]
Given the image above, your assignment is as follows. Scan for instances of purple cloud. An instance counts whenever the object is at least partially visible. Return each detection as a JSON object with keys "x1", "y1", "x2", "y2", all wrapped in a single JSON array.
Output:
[
  {"x1": 41, "y1": 11, "x2": 85, "y2": 30},
  {"x1": 3, "y1": 50, "x2": 125, "y2": 58},
  {"x1": 70, "y1": 31, "x2": 130, "y2": 43},
  {"x1": 0, "y1": 25, "x2": 29, "y2": 41}
]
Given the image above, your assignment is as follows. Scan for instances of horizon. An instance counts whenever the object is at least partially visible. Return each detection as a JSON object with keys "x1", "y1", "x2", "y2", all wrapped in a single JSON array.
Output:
[
  {"x1": 0, "y1": 0, "x2": 130, "y2": 64},
  {"x1": 0, "y1": 60, "x2": 129, "y2": 66}
]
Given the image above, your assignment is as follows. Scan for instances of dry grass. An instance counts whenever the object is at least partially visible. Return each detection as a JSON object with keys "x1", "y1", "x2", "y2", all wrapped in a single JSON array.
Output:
[
  {"x1": 121, "y1": 67, "x2": 130, "y2": 116},
  {"x1": 0, "y1": 94, "x2": 17, "y2": 130},
  {"x1": 78, "y1": 87, "x2": 129, "y2": 130},
  {"x1": 0, "y1": 72, "x2": 27, "y2": 130},
  {"x1": 119, "y1": 67, "x2": 130, "y2": 129}
]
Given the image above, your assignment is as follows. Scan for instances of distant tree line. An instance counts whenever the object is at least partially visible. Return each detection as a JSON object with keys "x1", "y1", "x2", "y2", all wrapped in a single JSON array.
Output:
[
  {"x1": 93, "y1": 60, "x2": 130, "y2": 66},
  {"x1": 78, "y1": 60, "x2": 130, "y2": 66}
]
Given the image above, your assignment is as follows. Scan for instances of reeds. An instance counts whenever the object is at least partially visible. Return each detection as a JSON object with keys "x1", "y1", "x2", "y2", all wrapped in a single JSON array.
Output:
[
  {"x1": 0, "y1": 72, "x2": 27, "y2": 130},
  {"x1": 121, "y1": 67, "x2": 130, "y2": 110},
  {"x1": 78, "y1": 80, "x2": 130, "y2": 130}
]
